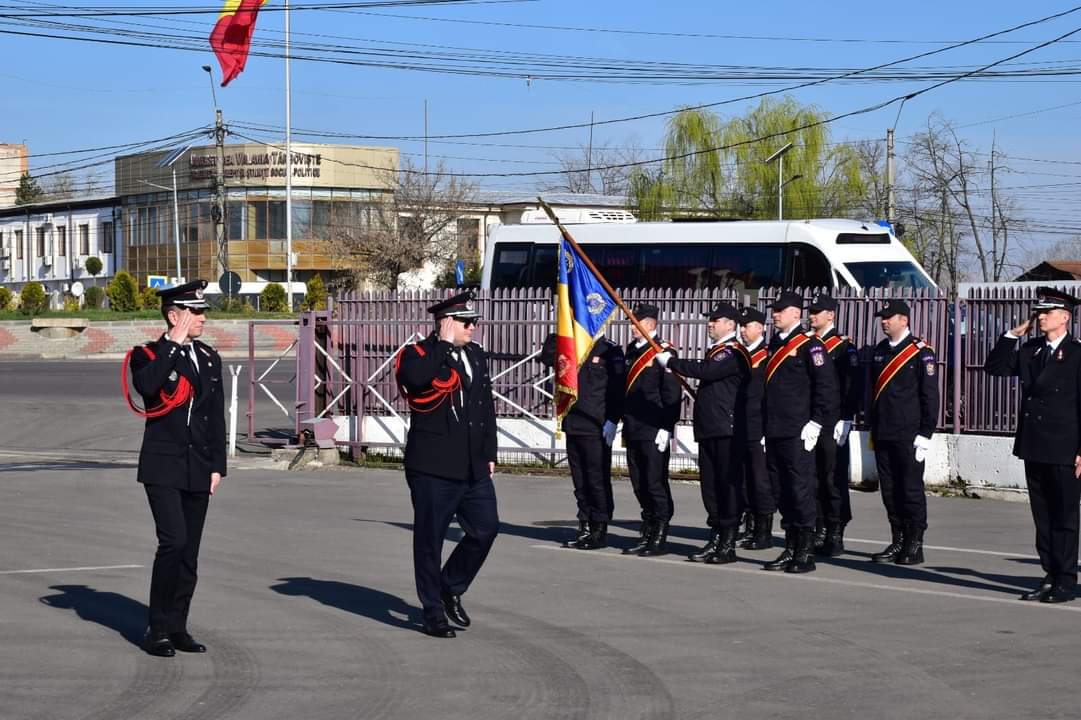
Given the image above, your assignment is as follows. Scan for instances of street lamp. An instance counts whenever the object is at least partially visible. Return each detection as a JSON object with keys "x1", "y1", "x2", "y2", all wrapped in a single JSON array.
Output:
[
  {"x1": 201, "y1": 64, "x2": 219, "y2": 111},
  {"x1": 765, "y1": 142, "x2": 794, "y2": 220},
  {"x1": 140, "y1": 143, "x2": 193, "y2": 285}
]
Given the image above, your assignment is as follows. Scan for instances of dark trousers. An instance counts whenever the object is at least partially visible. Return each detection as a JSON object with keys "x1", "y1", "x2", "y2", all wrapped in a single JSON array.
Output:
[
  {"x1": 815, "y1": 434, "x2": 853, "y2": 526},
  {"x1": 566, "y1": 432, "x2": 614, "y2": 522},
  {"x1": 625, "y1": 439, "x2": 674, "y2": 522},
  {"x1": 743, "y1": 439, "x2": 777, "y2": 515},
  {"x1": 406, "y1": 470, "x2": 499, "y2": 622},
  {"x1": 766, "y1": 436, "x2": 816, "y2": 529},
  {"x1": 875, "y1": 437, "x2": 927, "y2": 529},
  {"x1": 698, "y1": 437, "x2": 742, "y2": 529},
  {"x1": 144, "y1": 484, "x2": 209, "y2": 634},
  {"x1": 1024, "y1": 461, "x2": 1080, "y2": 588}
]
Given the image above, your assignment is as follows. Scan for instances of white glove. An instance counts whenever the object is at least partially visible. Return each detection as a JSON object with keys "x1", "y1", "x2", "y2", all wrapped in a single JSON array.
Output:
[
  {"x1": 760, "y1": 436, "x2": 766, "y2": 448},
  {"x1": 655, "y1": 428, "x2": 670, "y2": 452},
  {"x1": 914, "y1": 435, "x2": 931, "y2": 463},
  {"x1": 800, "y1": 421, "x2": 822, "y2": 452},
  {"x1": 654, "y1": 351, "x2": 672, "y2": 368},
  {"x1": 834, "y1": 420, "x2": 852, "y2": 447},
  {"x1": 602, "y1": 420, "x2": 617, "y2": 447}
]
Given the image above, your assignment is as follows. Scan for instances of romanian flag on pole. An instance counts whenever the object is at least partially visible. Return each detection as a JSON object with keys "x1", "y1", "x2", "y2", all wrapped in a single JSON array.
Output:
[
  {"x1": 210, "y1": 0, "x2": 267, "y2": 87},
  {"x1": 554, "y1": 235, "x2": 618, "y2": 424}
]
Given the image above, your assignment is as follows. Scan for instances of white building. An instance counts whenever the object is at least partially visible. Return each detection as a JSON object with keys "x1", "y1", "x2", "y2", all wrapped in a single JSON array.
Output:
[{"x1": 0, "y1": 195, "x2": 120, "y2": 302}]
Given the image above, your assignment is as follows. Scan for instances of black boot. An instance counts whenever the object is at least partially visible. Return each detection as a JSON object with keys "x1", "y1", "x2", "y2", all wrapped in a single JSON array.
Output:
[
  {"x1": 640, "y1": 520, "x2": 669, "y2": 557},
  {"x1": 624, "y1": 519, "x2": 654, "y2": 555},
  {"x1": 871, "y1": 523, "x2": 904, "y2": 563},
  {"x1": 895, "y1": 522, "x2": 925, "y2": 565},
  {"x1": 576, "y1": 521, "x2": 608, "y2": 550},
  {"x1": 822, "y1": 522, "x2": 845, "y2": 558},
  {"x1": 786, "y1": 529, "x2": 817, "y2": 573},
  {"x1": 689, "y1": 528, "x2": 721, "y2": 562},
  {"x1": 737, "y1": 511, "x2": 755, "y2": 541},
  {"x1": 564, "y1": 520, "x2": 589, "y2": 549},
  {"x1": 741, "y1": 514, "x2": 773, "y2": 550},
  {"x1": 706, "y1": 526, "x2": 738, "y2": 565},
  {"x1": 764, "y1": 528, "x2": 796, "y2": 571},
  {"x1": 813, "y1": 521, "x2": 827, "y2": 553}
]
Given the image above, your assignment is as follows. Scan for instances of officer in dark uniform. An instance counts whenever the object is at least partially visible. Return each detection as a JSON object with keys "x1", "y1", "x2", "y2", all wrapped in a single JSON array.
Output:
[
  {"x1": 985, "y1": 287, "x2": 1081, "y2": 603},
  {"x1": 540, "y1": 331, "x2": 624, "y2": 549},
  {"x1": 738, "y1": 306, "x2": 776, "y2": 551},
  {"x1": 656, "y1": 302, "x2": 750, "y2": 564},
  {"x1": 621, "y1": 304, "x2": 683, "y2": 557},
  {"x1": 128, "y1": 279, "x2": 225, "y2": 657},
  {"x1": 395, "y1": 291, "x2": 500, "y2": 638},
  {"x1": 762, "y1": 291, "x2": 838, "y2": 574},
  {"x1": 807, "y1": 293, "x2": 860, "y2": 557},
  {"x1": 868, "y1": 300, "x2": 939, "y2": 566}
]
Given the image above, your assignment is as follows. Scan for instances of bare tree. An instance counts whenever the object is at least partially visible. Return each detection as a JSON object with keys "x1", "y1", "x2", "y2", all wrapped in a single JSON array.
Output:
[
  {"x1": 853, "y1": 139, "x2": 888, "y2": 220},
  {"x1": 44, "y1": 171, "x2": 78, "y2": 201},
  {"x1": 330, "y1": 158, "x2": 477, "y2": 291},
  {"x1": 544, "y1": 140, "x2": 646, "y2": 197}
]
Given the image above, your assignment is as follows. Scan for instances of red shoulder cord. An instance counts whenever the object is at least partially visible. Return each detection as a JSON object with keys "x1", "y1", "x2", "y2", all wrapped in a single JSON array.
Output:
[
  {"x1": 121, "y1": 346, "x2": 194, "y2": 418},
  {"x1": 394, "y1": 343, "x2": 462, "y2": 413}
]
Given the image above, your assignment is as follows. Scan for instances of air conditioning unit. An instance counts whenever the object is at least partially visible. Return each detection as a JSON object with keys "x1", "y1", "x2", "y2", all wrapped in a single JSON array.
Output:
[{"x1": 42, "y1": 256, "x2": 53, "y2": 267}]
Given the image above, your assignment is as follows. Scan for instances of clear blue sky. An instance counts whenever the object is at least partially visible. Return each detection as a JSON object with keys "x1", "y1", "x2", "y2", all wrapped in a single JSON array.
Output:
[{"x1": 3, "y1": 0, "x2": 1080, "y2": 248}]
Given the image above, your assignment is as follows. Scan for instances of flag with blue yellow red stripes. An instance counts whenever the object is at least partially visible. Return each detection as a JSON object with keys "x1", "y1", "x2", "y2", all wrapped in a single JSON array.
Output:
[{"x1": 554, "y1": 236, "x2": 618, "y2": 424}]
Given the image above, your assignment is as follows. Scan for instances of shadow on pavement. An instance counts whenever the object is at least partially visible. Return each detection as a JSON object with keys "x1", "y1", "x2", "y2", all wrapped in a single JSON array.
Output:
[
  {"x1": 270, "y1": 577, "x2": 420, "y2": 631},
  {"x1": 824, "y1": 556, "x2": 1035, "y2": 597},
  {"x1": 38, "y1": 585, "x2": 146, "y2": 647}
]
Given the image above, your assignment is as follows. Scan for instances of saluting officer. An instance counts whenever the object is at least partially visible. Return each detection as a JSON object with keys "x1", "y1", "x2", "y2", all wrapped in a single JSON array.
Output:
[
  {"x1": 656, "y1": 302, "x2": 750, "y2": 564},
  {"x1": 127, "y1": 279, "x2": 225, "y2": 658},
  {"x1": 395, "y1": 291, "x2": 500, "y2": 638},
  {"x1": 621, "y1": 304, "x2": 683, "y2": 557},
  {"x1": 762, "y1": 291, "x2": 839, "y2": 574},
  {"x1": 807, "y1": 293, "x2": 860, "y2": 557},
  {"x1": 868, "y1": 300, "x2": 939, "y2": 566},
  {"x1": 985, "y1": 287, "x2": 1081, "y2": 603},
  {"x1": 738, "y1": 306, "x2": 777, "y2": 551},
  {"x1": 540, "y1": 331, "x2": 625, "y2": 550}
]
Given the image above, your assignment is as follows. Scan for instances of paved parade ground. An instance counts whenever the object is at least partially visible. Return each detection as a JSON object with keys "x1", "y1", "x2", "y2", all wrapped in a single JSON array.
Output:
[{"x1": 2, "y1": 360, "x2": 1080, "y2": 720}]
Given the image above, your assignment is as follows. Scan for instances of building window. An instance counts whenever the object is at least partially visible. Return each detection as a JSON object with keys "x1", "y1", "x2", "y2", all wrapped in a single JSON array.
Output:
[
  {"x1": 16, "y1": 229, "x2": 23, "y2": 260},
  {"x1": 58, "y1": 226, "x2": 67, "y2": 257},
  {"x1": 79, "y1": 224, "x2": 89, "y2": 255},
  {"x1": 101, "y1": 221, "x2": 114, "y2": 253},
  {"x1": 36, "y1": 227, "x2": 46, "y2": 258}
]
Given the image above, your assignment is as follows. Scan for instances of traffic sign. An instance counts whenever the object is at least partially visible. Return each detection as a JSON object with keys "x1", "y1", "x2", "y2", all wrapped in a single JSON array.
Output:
[
  {"x1": 147, "y1": 275, "x2": 168, "y2": 289},
  {"x1": 219, "y1": 271, "x2": 242, "y2": 296}
]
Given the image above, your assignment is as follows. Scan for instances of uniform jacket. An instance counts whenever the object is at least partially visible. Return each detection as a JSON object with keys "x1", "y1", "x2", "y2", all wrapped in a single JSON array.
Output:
[
  {"x1": 985, "y1": 333, "x2": 1081, "y2": 465},
  {"x1": 131, "y1": 336, "x2": 226, "y2": 492},
  {"x1": 540, "y1": 333, "x2": 625, "y2": 436},
  {"x1": 742, "y1": 339, "x2": 768, "y2": 442},
  {"x1": 396, "y1": 333, "x2": 497, "y2": 481},
  {"x1": 621, "y1": 336, "x2": 683, "y2": 442},
  {"x1": 819, "y1": 327, "x2": 862, "y2": 424},
  {"x1": 666, "y1": 335, "x2": 750, "y2": 441},
  {"x1": 869, "y1": 334, "x2": 939, "y2": 443},
  {"x1": 763, "y1": 327, "x2": 839, "y2": 438}
]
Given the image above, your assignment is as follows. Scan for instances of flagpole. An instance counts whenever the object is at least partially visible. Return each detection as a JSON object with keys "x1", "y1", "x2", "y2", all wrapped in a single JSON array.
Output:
[
  {"x1": 285, "y1": 0, "x2": 294, "y2": 311},
  {"x1": 537, "y1": 197, "x2": 696, "y2": 399}
]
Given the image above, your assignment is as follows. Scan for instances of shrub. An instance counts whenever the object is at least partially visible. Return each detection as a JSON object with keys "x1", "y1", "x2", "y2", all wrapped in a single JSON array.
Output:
[
  {"x1": 63, "y1": 295, "x2": 81, "y2": 312},
  {"x1": 19, "y1": 282, "x2": 48, "y2": 315},
  {"x1": 260, "y1": 282, "x2": 289, "y2": 313},
  {"x1": 84, "y1": 256, "x2": 103, "y2": 278},
  {"x1": 106, "y1": 271, "x2": 140, "y2": 312},
  {"x1": 140, "y1": 286, "x2": 160, "y2": 310},
  {"x1": 0, "y1": 287, "x2": 12, "y2": 311},
  {"x1": 84, "y1": 285, "x2": 105, "y2": 309},
  {"x1": 302, "y1": 274, "x2": 328, "y2": 311}
]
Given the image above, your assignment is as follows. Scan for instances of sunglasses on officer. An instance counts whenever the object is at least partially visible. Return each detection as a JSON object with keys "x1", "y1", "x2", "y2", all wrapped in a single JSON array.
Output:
[{"x1": 457, "y1": 317, "x2": 478, "y2": 328}]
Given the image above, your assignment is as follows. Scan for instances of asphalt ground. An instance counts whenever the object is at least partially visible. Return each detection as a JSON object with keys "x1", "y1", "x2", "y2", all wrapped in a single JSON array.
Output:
[{"x1": 2, "y1": 359, "x2": 1080, "y2": 720}]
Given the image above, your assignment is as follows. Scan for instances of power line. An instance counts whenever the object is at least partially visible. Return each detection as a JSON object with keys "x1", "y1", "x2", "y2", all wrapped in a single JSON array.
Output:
[{"x1": 0, "y1": 0, "x2": 532, "y2": 18}]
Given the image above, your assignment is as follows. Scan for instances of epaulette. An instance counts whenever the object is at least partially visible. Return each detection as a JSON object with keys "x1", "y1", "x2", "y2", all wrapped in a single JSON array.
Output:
[{"x1": 915, "y1": 338, "x2": 935, "y2": 353}]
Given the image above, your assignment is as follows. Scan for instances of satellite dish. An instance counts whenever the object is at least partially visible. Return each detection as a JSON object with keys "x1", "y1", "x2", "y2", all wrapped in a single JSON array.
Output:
[{"x1": 70, "y1": 281, "x2": 84, "y2": 298}]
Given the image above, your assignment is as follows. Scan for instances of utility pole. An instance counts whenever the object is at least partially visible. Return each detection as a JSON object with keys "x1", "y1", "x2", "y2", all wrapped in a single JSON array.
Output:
[
  {"x1": 886, "y1": 127, "x2": 896, "y2": 226},
  {"x1": 213, "y1": 107, "x2": 229, "y2": 296}
]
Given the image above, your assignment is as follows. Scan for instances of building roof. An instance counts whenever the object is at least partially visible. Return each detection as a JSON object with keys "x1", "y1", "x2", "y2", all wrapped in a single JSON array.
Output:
[
  {"x1": 1015, "y1": 261, "x2": 1081, "y2": 281},
  {"x1": 474, "y1": 190, "x2": 630, "y2": 208},
  {"x1": 0, "y1": 193, "x2": 118, "y2": 219}
]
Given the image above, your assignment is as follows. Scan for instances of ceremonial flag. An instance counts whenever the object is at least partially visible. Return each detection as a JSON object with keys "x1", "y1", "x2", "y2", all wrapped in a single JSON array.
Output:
[
  {"x1": 554, "y1": 235, "x2": 618, "y2": 423},
  {"x1": 210, "y1": 0, "x2": 267, "y2": 87}
]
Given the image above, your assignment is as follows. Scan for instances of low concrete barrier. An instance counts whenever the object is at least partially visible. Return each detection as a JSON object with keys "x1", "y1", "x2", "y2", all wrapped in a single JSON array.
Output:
[{"x1": 30, "y1": 317, "x2": 90, "y2": 339}]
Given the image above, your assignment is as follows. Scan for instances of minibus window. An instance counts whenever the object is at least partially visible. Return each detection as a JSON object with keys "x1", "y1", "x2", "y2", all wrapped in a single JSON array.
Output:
[
  {"x1": 490, "y1": 244, "x2": 532, "y2": 288},
  {"x1": 844, "y1": 261, "x2": 932, "y2": 289},
  {"x1": 787, "y1": 243, "x2": 832, "y2": 289}
]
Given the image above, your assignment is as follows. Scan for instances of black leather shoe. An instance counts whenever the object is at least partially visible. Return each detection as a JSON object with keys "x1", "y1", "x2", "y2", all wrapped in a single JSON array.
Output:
[
  {"x1": 623, "y1": 520, "x2": 654, "y2": 555},
  {"x1": 576, "y1": 521, "x2": 607, "y2": 550},
  {"x1": 639, "y1": 520, "x2": 669, "y2": 557},
  {"x1": 822, "y1": 523, "x2": 845, "y2": 558},
  {"x1": 168, "y1": 632, "x2": 207, "y2": 653},
  {"x1": 422, "y1": 617, "x2": 457, "y2": 638},
  {"x1": 872, "y1": 525, "x2": 904, "y2": 563},
  {"x1": 143, "y1": 629, "x2": 175, "y2": 658},
  {"x1": 764, "y1": 529, "x2": 796, "y2": 571},
  {"x1": 741, "y1": 514, "x2": 773, "y2": 550},
  {"x1": 441, "y1": 592, "x2": 471, "y2": 627},
  {"x1": 705, "y1": 526, "x2": 738, "y2": 565},
  {"x1": 1041, "y1": 584, "x2": 1076, "y2": 604},
  {"x1": 785, "y1": 529, "x2": 817, "y2": 574},
  {"x1": 895, "y1": 523, "x2": 925, "y2": 566},
  {"x1": 812, "y1": 523, "x2": 827, "y2": 553},
  {"x1": 1020, "y1": 577, "x2": 1054, "y2": 602},
  {"x1": 689, "y1": 529, "x2": 721, "y2": 562},
  {"x1": 563, "y1": 520, "x2": 589, "y2": 548}
]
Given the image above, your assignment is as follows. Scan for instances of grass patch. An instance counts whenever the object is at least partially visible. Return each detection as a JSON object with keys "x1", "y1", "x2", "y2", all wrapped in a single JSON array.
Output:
[{"x1": 0, "y1": 309, "x2": 297, "y2": 322}]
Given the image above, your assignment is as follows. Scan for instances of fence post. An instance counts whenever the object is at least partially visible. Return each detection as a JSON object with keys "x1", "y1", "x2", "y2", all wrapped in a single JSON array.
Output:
[
  {"x1": 953, "y1": 297, "x2": 964, "y2": 435},
  {"x1": 296, "y1": 311, "x2": 317, "y2": 436},
  {"x1": 247, "y1": 321, "x2": 255, "y2": 440}
]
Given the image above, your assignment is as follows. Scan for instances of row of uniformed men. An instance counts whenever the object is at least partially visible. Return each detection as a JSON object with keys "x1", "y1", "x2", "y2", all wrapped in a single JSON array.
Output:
[{"x1": 543, "y1": 290, "x2": 939, "y2": 575}]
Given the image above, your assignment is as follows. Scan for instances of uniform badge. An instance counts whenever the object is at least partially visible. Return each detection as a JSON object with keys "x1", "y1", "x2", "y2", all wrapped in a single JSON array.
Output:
[
  {"x1": 592, "y1": 356, "x2": 601, "y2": 364},
  {"x1": 813, "y1": 352, "x2": 824, "y2": 367},
  {"x1": 1057, "y1": 348, "x2": 1064, "y2": 362},
  {"x1": 168, "y1": 370, "x2": 178, "y2": 381},
  {"x1": 713, "y1": 348, "x2": 730, "y2": 362},
  {"x1": 925, "y1": 363, "x2": 935, "y2": 376}
]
